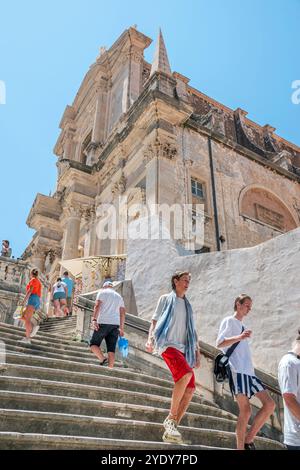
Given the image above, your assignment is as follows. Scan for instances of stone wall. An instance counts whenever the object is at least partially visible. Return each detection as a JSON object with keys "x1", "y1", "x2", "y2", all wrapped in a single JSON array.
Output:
[
  {"x1": 126, "y1": 220, "x2": 300, "y2": 376},
  {"x1": 0, "y1": 257, "x2": 49, "y2": 324},
  {"x1": 172, "y1": 127, "x2": 300, "y2": 251}
]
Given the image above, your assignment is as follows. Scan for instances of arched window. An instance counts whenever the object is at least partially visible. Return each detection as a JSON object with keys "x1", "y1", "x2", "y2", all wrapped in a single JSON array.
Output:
[{"x1": 239, "y1": 186, "x2": 297, "y2": 232}]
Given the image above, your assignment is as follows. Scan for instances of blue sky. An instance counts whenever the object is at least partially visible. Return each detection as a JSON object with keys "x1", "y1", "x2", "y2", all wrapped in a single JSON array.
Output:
[{"x1": 0, "y1": 0, "x2": 299, "y2": 257}]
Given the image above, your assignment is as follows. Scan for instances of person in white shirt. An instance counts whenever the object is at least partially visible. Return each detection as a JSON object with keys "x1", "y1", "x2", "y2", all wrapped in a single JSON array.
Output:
[
  {"x1": 216, "y1": 294, "x2": 275, "y2": 450},
  {"x1": 278, "y1": 328, "x2": 300, "y2": 450},
  {"x1": 51, "y1": 277, "x2": 68, "y2": 317},
  {"x1": 90, "y1": 280, "x2": 125, "y2": 368}
]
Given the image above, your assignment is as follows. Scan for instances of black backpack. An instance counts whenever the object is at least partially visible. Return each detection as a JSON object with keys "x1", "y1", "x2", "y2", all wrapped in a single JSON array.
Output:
[{"x1": 214, "y1": 326, "x2": 244, "y2": 383}]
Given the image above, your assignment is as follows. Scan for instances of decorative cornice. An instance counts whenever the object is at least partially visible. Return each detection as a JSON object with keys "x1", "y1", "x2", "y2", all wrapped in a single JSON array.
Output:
[{"x1": 111, "y1": 173, "x2": 127, "y2": 195}]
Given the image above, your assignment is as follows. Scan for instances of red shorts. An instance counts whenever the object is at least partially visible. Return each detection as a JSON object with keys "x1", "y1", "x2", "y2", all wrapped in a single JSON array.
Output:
[{"x1": 162, "y1": 347, "x2": 195, "y2": 389}]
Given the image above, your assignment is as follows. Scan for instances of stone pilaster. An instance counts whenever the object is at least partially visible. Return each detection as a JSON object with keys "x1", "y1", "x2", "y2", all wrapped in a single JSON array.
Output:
[
  {"x1": 63, "y1": 128, "x2": 76, "y2": 160},
  {"x1": 86, "y1": 77, "x2": 109, "y2": 166},
  {"x1": 30, "y1": 246, "x2": 47, "y2": 272},
  {"x1": 83, "y1": 206, "x2": 97, "y2": 256},
  {"x1": 61, "y1": 205, "x2": 83, "y2": 260}
]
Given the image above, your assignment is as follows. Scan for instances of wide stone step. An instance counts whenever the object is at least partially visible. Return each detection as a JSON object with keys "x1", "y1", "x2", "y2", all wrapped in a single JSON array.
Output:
[
  {"x1": 3, "y1": 342, "x2": 117, "y2": 367},
  {"x1": 0, "y1": 331, "x2": 93, "y2": 357},
  {"x1": 39, "y1": 325, "x2": 76, "y2": 332},
  {"x1": 0, "y1": 409, "x2": 283, "y2": 449},
  {"x1": 3, "y1": 361, "x2": 172, "y2": 391},
  {"x1": 0, "y1": 390, "x2": 236, "y2": 429},
  {"x1": 2, "y1": 366, "x2": 174, "y2": 398},
  {"x1": 3, "y1": 353, "x2": 173, "y2": 390},
  {"x1": 0, "y1": 326, "x2": 221, "y2": 409},
  {"x1": 0, "y1": 432, "x2": 221, "y2": 450},
  {"x1": 0, "y1": 376, "x2": 219, "y2": 415},
  {"x1": 4, "y1": 353, "x2": 219, "y2": 409},
  {"x1": 0, "y1": 330, "x2": 96, "y2": 358},
  {"x1": 0, "y1": 323, "x2": 80, "y2": 347}
]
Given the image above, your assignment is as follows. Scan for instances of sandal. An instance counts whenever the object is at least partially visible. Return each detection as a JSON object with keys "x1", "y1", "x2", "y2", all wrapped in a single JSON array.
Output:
[{"x1": 99, "y1": 358, "x2": 108, "y2": 366}]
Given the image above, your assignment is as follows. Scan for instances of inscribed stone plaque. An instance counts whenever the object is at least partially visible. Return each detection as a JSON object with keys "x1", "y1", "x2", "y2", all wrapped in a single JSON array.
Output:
[{"x1": 255, "y1": 203, "x2": 284, "y2": 230}]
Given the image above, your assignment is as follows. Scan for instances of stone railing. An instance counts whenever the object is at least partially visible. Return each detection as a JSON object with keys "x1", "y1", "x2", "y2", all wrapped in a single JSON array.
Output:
[
  {"x1": 71, "y1": 256, "x2": 127, "y2": 315},
  {"x1": 74, "y1": 280, "x2": 137, "y2": 342},
  {"x1": 0, "y1": 256, "x2": 49, "y2": 324}
]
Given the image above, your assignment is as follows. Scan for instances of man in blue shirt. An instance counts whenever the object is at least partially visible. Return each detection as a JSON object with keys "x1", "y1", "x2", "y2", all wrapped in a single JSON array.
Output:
[{"x1": 61, "y1": 271, "x2": 75, "y2": 316}]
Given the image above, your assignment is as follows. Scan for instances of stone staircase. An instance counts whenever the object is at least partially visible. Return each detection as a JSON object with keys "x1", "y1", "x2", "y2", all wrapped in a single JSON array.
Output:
[{"x1": 0, "y1": 319, "x2": 284, "y2": 450}]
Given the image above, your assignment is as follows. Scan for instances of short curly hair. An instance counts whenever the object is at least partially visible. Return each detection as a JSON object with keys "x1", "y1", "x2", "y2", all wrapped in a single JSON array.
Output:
[{"x1": 171, "y1": 271, "x2": 191, "y2": 290}]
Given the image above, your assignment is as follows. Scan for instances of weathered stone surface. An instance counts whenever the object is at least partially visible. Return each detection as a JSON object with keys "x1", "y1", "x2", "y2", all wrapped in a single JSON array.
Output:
[{"x1": 0, "y1": 318, "x2": 283, "y2": 449}]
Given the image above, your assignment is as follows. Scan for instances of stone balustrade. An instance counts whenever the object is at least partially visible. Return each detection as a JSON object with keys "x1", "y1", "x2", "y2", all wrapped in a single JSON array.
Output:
[{"x1": 0, "y1": 256, "x2": 49, "y2": 324}]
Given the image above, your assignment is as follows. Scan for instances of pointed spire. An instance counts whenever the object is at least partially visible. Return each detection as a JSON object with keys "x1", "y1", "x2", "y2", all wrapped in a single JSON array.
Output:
[{"x1": 150, "y1": 29, "x2": 171, "y2": 77}]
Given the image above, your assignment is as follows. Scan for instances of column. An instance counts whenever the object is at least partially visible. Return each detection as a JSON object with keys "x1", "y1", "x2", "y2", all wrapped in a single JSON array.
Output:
[
  {"x1": 63, "y1": 129, "x2": 75, "y2": 160},
  {"x1": 86, "y1": 77, "x2": 108, "y2": 166},
  {"x1": 61, "y1": 206, "x2": 82, "y2": 260},
  {"x1": 83, "y1": 206, "x2": 96, "y2": 256},
  {"x1": 31, "y1": 247, "x2": 46, "y2": 273}
]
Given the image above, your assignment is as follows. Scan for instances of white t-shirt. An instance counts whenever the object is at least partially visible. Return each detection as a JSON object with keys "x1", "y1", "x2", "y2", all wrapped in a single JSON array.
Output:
[
  {"x1": 216, "y1": 316, "x2": 254, "y2": 376},
  {"x1": 53, "y1": 281, "x2": 67, "y2": 294},
  {"x1": 96, "y1": 288, "x2": 125, "y2": 326},
  {"x1": 278, "y1": 352, "x2": 300, "y2": 446},
  {"x1": 152, "y1": 294, "x2": 195, "y2": 354}
]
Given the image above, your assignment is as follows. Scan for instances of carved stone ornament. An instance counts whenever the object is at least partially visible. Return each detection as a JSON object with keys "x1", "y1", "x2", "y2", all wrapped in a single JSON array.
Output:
[
  {"x1": 84, "y1": 206, "x2": 96, "y2": 223},
  {"x1": 57, "y1": 159, "x2": 70, "y2": 179},
  {"x1": 64, "y1": 205, "x2": 83, "y2": 219},
  {"x1": 32, "y1": 245, "x2": 48, "y2": 259},
  {"x1": 126, "y1": 45, "x2": 144, "y2": 63},
  {"x1": 45, "y1": 249, "x2": 56, "y2": 265},
  {"x1": 159, "y1": 142, "x2": 177, "y2": 160},
  {"x1": 270, "y1": 150, "x2": 293, "y2": 171},
  {"x1": 143, "y1": 144, "x2": 155, "y2": 165},
  {"x1": 112, "y1": 173, "x2": 127, "y2": 195}
]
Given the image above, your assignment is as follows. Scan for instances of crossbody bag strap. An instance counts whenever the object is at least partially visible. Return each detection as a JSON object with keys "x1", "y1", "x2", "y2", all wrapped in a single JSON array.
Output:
[{"x1": 225, "y1": 326, "x2": 245, "y2": 358}]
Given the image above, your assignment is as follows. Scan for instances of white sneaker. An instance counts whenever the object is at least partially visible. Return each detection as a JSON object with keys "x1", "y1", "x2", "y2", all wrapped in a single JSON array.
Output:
[
  {"x1": 30, "y1": 324, "x2": 40, "y2": 338},
  {"x1": 19, "y1": 337, "x2": 31, "y2": 345},
  {"x1": 162, "y1": 418, "x2": 183, "y2": 444}
]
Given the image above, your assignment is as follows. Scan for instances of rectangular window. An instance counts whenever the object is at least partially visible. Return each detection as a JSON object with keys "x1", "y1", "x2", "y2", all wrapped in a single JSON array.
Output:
[{"x1": 191, "y1": 178, "x2": 204, "y2": 199}]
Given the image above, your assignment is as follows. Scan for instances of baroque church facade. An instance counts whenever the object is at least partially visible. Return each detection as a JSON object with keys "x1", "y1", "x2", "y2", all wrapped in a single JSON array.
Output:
[{"x1": 22, "y1": 27, "x2": 300, "y2": 282}]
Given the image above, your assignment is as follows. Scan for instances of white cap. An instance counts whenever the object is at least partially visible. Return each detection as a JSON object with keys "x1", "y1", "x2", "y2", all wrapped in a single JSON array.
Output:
[{"x1": 103, "y1": 281, "x2": 114, "y2": 288}]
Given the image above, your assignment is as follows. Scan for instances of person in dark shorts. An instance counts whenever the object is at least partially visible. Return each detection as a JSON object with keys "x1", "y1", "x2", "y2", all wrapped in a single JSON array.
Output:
[{"x1": 90, "y1": 281, "x2": 126, "y2": 368}]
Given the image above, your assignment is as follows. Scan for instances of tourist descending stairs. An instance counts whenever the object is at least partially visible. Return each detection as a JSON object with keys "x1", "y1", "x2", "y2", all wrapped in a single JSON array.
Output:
[{"x1": 0, "y1": 319, "x2": 284, "y2": 450}]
